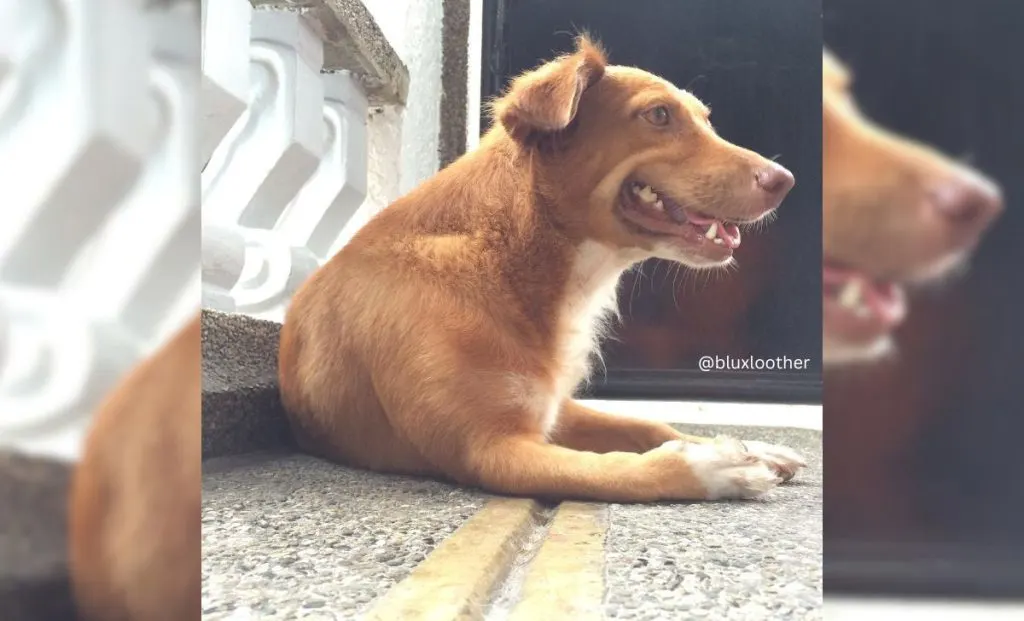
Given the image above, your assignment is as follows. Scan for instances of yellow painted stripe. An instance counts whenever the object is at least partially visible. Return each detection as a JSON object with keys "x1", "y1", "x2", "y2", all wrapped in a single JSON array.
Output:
[
  {"x1": 507, "y1": 502, "x2": 607, "y2": 621},
  {"x1": 364, "y1": 497, "x2": 540, "y2": 621}
]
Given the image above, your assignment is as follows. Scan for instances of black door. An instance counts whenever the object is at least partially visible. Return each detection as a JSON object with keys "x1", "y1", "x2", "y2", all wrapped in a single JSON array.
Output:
[{"x1": 481, "y1": 0, "x2": 824, "y2": 403}]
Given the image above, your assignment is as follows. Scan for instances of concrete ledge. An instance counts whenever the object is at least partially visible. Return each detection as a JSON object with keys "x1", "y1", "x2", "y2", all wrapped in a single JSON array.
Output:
[
  {"x1": 252, "y1": 0, "x2": 410, "y2": 105},
  {"x1": 201, "y1": 310, "x2": 295, "y2": 459},
  {"x1": 0, "y1": 451, "x2": 78, "y2": 621}
]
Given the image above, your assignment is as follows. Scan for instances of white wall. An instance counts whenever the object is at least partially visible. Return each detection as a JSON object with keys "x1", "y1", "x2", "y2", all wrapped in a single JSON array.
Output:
[
  {"x1": 333, "y1": 0, "x2": 444, "y2": 249},
  {"x1": 363, "y1": 0, "x2": 444, "y2": 195}
]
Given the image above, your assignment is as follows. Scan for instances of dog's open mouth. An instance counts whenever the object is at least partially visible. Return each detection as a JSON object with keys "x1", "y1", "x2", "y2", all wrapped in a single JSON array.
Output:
[
  {"x1": 617, "y1": 180, "x2": 742, "y2": 251},
  {"x1": 823, "y1": 261, "x2": 907, "y2": 341}
]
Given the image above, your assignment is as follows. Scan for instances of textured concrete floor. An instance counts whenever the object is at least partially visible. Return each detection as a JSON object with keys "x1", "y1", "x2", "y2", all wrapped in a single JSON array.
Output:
[
  {"x1": 604, "y1": 426, "x2": 822, "y2": 620},
  {"x1": 201, "y1": 453, "x2": 486, "y2": 620},
  {"x1": 202, "y1": 425, "x2": 821, "y2": 620}
]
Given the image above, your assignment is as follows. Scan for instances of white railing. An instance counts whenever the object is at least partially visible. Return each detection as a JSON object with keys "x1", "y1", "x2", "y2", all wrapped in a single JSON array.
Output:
[
  {"x1": 0, "y1": 0, "x2": 418, "y2": 459},
  {"x1": 0, "y1": 0, "x2": 201, "y2": 461},
  {"x1": 200, "y1": 1, "x2": 379, "y2": 322}
]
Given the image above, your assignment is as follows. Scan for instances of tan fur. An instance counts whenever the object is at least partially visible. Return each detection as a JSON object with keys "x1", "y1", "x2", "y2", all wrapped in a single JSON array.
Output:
[
  {"x1": 824, "y1": 51, "x2": 999, "y2": 277},
  {"x1": 68, "y1": 316, "x2": 200, "y2": 621},
  {"x1": 823, "y1": 50, "x2": 1003, "y2": 360},
  {"x1": 824, "y1": 59, "x2": 1002, "y2": 269},
  {"x1": 278, "y1": 37, "x2": 795, "y2": 503}
]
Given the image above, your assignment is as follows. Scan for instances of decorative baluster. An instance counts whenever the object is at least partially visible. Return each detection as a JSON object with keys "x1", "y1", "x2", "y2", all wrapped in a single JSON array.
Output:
[
  {"x1": 277, "y1": 70, "x2": 369, "y2": 263},
  {"x1": 0, "y1": 0, "x2": 199, "y2": 461},
  {"x1": 201, "y1": 8, "x2": 327, "y2": 322},
  {"x1": 199, "y1": 0, "x2": 252, "y2": 312},
  {"x1": 0, "y1": 0, "x2": 152, "y2": 286},
  {"x1": 200, "y1": 0, "x2": 252, "y2": 165},
  {"x1": 62, "y1": 5, "x2": 201, "y2": 350}
]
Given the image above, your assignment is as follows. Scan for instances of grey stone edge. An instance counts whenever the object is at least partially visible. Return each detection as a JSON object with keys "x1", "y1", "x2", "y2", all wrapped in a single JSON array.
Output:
[
  {"x1": 252, "y1": 0, "x2": 411, "y2": 106},
  {"x1": 0, "y1": 451, "x2": 78, "y2": 621},
  {"x1": 201, "y1": 309, "x2": 296, "y2": 460}
]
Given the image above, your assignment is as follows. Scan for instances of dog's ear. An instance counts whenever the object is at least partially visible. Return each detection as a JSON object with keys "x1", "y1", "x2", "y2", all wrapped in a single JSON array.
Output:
[
  {"x1": 493, "y1": 35, "x2": 607, "y2": 139},
  {"x1": 822, "y1": 49, "x2": 851, "y2": 92}
]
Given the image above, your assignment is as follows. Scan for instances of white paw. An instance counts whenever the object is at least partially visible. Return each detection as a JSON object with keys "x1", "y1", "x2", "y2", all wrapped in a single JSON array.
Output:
[
  {"x1": 740, "y1": 440, "x2": 807, "y2": 482},
  {"x1": 658, "y1": 438, "x2": 781, "y2": 500}
]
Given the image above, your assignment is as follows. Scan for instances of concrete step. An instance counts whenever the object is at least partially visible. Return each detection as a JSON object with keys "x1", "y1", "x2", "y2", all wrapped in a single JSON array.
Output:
[
  {"x1": 0, "y1": 452, "x2": 78, "y2": 621},
  {"x1": 0, "y1": 311, "x2": 292, "y2": 620},
  {"x1": 201, "y1": 310, "x2": 295, "y2": 459},
  {"x1": 202, "y1": 425, "x2": 822, "y2": 620}
]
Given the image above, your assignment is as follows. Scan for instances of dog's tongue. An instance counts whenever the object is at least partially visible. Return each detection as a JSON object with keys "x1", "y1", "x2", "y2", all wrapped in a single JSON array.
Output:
[
  {"x1": 684, "y1": 210, "x2": 717, "y2": 226},
  {"x1": 683, "y1": 209, "x2": 741, "y2": 248},
  {"x1": 718, "y1": 223, "x2": 741, "y2": 249}
]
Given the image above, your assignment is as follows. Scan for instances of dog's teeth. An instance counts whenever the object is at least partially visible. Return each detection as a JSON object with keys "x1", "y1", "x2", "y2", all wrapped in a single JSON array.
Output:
[
  {"x1": 705, "y1": 222, "x2": 718, "y2": 240},
  {"x1": 638, "y1": 186, "x2": 658, "y2": 203},
  {"x1": 713, "y1": 238, "x2": 724, "y2": 245},
  {"x1": 837, "y1": 280, "x2": 863, "y2": 309},
  {"x1": 653, "y1": 200, "x2": 664, "y2": 211},
  {"x1": 631, "y1": 185, "x2": 641, "y2": 195},
  {"x1": 734, "y1": 229, "x2": 741, "y2": 245},
  {"x1": 853, "y1": 305, "x2": 871, "y2": 318}
]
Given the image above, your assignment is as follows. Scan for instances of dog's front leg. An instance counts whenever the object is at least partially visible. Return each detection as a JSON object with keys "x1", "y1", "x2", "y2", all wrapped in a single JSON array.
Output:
[
  {"x1": 464, "y1": 433, "x2": 781, "y2": 502},
  {"x1": 550, "y1": 400, "x2": 806, "y2": 482},
  {"x1": 549, "y1": 400, "x2": 710, "y2": 453}
]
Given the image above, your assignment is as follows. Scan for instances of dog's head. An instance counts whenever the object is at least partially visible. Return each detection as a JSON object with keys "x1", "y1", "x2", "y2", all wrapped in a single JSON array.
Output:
[
  {"x1": 490, "y1": 36, "x2": 794, "y2": 269},
  {"x1": 822, "y1": 50, "x2": 1003, "y2": 364}
]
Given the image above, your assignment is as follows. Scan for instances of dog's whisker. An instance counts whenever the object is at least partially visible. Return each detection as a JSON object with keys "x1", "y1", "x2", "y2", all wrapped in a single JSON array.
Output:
[
  {"x1": 670, "y1": 263, "x2": 682, "y2": 311},
  {"x1": 684, "y1": 74, "x2": 708, "y2": 94}
]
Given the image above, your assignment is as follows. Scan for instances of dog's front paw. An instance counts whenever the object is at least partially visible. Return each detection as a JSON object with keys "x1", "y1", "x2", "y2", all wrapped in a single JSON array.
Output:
[
  {"x1": 657, "y1": 438, "x2": 781, "y2": 500},
  {"x1": 735, "y1": 439, "x2": 806, "y2": 482}
]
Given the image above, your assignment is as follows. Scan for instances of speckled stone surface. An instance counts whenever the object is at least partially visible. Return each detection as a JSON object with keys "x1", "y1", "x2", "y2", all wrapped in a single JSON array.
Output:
[
  {"x1": 200, "y1": 426, "x2": 820, "y2": 619},
  {"x1": 201, "y1": 310, "x2": 295, "y2": 459},
  {"x1": 253, "y1": 0, "x2": 410, "y2": 105},
  {"x1": 201, "y1": 452, "x2": 487, "y2": 619},
  {"x1": 603, "y1": 424, "x2": 823, "y2": 620},
  {"x1": 0, "y1": 451, "x2": 78, "y2": 621}
]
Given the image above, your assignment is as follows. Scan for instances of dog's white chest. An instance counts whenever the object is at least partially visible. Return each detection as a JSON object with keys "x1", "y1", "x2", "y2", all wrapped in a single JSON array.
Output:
[
  {"x1": 552, "y1": 241, "x2": 633, "y2": 401},
  {"x1": 508, "y1": 243, "x2": 635, "y2": 438},
  {"x1": 523, "y1": 242, "x2": 638, "y2": 437}
]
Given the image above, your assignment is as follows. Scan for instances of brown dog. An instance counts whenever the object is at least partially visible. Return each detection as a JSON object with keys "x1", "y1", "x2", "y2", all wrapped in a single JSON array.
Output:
[
  {"x1": 279, "y1": 37, "x2": 805, "y2": 503},
  {"x1": 68, "y1": 316, "x2": 200, "y2": 621},
  {"x1": 822, "y1": 50, "x2": 1003, "y2": 364}
]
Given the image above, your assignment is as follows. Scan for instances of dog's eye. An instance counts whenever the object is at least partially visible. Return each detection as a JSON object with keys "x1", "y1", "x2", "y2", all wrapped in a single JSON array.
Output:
[{"x1": 643, "y1": 106, "x2": 671, "y2": 127}]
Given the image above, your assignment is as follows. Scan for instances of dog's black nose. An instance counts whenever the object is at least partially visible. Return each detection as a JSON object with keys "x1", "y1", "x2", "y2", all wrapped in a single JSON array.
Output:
[
  {"x1": 755, "y1": 162, "x2": 795, "y2": 203},
  {"x1": 931, "y1": 170, "x2": 1004, "y2": 235}
]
